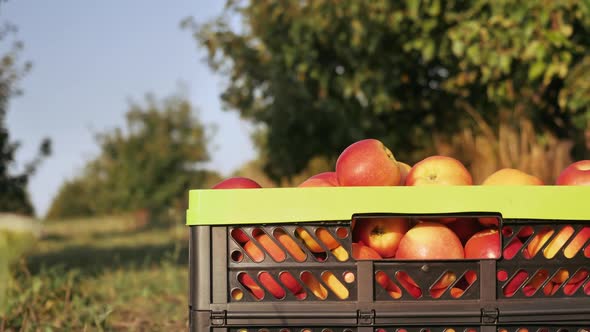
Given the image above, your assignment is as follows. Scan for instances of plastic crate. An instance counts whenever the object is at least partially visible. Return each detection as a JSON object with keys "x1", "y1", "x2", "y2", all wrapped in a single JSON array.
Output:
[{"x1": 186, "y1": 186, "x2": 590, "y2": 332}]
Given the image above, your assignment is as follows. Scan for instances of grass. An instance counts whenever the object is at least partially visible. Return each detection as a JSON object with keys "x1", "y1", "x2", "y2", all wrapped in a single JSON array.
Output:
[{"x1": 1, "y1": 215, "x2": 189, "y2": 331}]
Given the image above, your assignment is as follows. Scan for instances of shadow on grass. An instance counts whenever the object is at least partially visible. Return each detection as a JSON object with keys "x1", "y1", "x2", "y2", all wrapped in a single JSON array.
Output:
[{"x1": 26, "y1": 240, "x2": 189, "y2": 275}]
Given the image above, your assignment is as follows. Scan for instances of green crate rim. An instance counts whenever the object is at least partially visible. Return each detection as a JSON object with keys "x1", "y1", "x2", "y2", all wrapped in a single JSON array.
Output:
[{"x1": 186, "y1": 186, "x2": 590, "y2": 226}]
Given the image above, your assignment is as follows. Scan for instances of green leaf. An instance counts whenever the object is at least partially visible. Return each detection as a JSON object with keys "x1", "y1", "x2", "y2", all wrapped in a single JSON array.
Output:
[
  {"x1": 428, "y1": 0, "x2": 441, "y2": 16},
  {"x1": 422, "y1": 40, "x2": 435, "y2": 61},
  {"x1": 452, "y1": 40, "x2": 465, "y2": 56},
  {"x1": 529, "y1": 61, "x2": 546, "y2": 80}
]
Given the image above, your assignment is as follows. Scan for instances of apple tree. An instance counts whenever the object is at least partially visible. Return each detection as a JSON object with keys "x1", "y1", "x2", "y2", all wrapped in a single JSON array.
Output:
[
  {"x1": 0, "y1": 20, "x2": 51, "y2": 216},
  {"x1": 187, "y1": 0, "x2": 590, "y2": 182},
  {"x1": 46, "y1": 93, "x2": 220, "y2": 220}
]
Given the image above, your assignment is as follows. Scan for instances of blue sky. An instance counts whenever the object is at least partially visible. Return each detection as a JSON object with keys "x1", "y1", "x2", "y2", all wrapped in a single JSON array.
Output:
[{"x1": 3, "y1": 1, "x2": 256, "y2": 216}]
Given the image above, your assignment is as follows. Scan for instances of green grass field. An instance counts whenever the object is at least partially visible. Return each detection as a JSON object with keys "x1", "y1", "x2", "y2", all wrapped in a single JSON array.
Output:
[{"x1": 1, "y1": 215, "x2": 189, "y2": 331}]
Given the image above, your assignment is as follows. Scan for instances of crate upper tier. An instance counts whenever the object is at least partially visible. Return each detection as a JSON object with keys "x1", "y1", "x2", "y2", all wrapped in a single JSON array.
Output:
[{"x1": 186, "y1": 186, "x2": 590, "y2": 226}]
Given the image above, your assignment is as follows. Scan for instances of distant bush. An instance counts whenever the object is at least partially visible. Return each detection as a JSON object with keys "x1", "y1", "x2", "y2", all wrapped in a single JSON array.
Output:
[{"x1": 46, "y1": 93, "x2": 221, "y2": 220}]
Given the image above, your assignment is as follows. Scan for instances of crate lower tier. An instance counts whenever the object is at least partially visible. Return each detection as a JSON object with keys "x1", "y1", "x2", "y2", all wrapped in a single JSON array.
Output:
[
  {"x1": 189, "y1": 219, "x2": 590, "y2": 331},
  {"x1": 189, "y1": 309, "x2": 590, "y2": 332}
]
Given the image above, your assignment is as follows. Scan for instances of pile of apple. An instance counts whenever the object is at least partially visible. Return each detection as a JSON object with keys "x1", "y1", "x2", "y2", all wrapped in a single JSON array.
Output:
[
  {"x1": 213, "y1": 138, "x2": 589, "y2": 261},
  {"x1": 212, "y1": 138, "x2": 590, "y2": 298}
]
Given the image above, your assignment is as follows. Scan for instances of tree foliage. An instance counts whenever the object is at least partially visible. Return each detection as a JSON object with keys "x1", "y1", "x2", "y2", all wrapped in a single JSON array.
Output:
[
  {"x1": 188, "y1": 0, "x2": 590, "y2": 181},
  {"x1": 0, "y1": 19, "x2": 51, "y2": 215},
  {"x1": 46, "y1": 94, "x2": 220, "y2": 220}
]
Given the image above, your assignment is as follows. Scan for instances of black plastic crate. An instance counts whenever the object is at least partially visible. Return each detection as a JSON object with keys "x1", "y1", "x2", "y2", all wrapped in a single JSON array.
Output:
[{"x1": 186, "y1": 187, "x2": 590, "y2": 331}]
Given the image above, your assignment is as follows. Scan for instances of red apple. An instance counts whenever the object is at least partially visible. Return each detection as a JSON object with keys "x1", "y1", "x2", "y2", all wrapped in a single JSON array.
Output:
[
  {"x1": 430, "y1": 272, "x2": 457, "y2": 298},
  {"x1": 405, "y1": 156, "x2": 473, "y2": 186},
  {"x1": 295, "y1": 228, "x2": 325, "y2": 253},
  {"x1": 482, "y1": 168, "x2": 544, "y2": 185},
  {"x1": 447, "y1": 218, "x2": 483, "y2": 245},
  {"x1": 465, "y1": 229, "x2": 501, "y2": 259},
  {"x1": 556, "y1": 160, "x2": 590, "y2": 185},
  {"x1": 375, "y1": 271, "x2": 402, "y2": 299},
  {"x1": 564, "y1": 226, "x2": 590, "y2": 258},
  {"x1": 212, "y1": 177, "x2": 262, "y2": 189},
  {"x1": 298, "y1": 172, "x2": 339, "y2": 187},
  {"x1": 231, "y1": 228, "x2": 251, "y2": 244},
  {"x1": 355, "y1": 218, "x2": 409, "y2": 258},
  {"x1": 238, "y1": 273, "x2": 264, "y2": 299},
  {"x1": 258, "y1": 272, "x2": 286, "y2": 299},
  {"x1": 255, "y1": 233, "x2": 286, "y2": 262},
  {"x1": 300, "y1": 272, "x2": 328, "y2": 299},
  {"x1": 395, "y1": 271, "x2": 422, "y2": 298},
  {"x1": 315, "y1": 227, "x2": 340, "y2": 250},
  {"x1": 478, "y1": 217, "x2": 500, "y2": 227},
  {"x1": 274, "y1": 230, "x2": 307, "y2": 262},
  {"x1": 279, "y1": 271, "x2": 306, "y2": 300},
  {"x1": 503, "y1": 237, "x2": 530, "y2": 260},
  {"x1": 395, "y1": 222, "x2": 464, "y2": 260},
  {"x1": 336, "y1": 139, "x2": 401, "y2": 186},
  {"x1": 397, "y1": 162, "x2": 412, "y2": 185},
  {"x1": 352, "y1": 242, "x2": 382, "y2": 260},
  {"x1": 243, "y1": 240, "x2": 265, "y2": 262},
  {"x1": 450, "y1": 287, "x2": 465, "y2": 298},
  {"x1": 522, "y1": 270, "x2": 549, "y2": 296},
  {"x1": 503, "y1": 270, "x2": 528, "y2": 297}
]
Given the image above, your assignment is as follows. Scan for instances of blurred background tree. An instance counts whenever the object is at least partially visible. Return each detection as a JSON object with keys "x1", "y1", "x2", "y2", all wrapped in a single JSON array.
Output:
[
  {"x1": 0, "y1": 20, "x2": 51, "y2": 216},
  {"x1": 187, "y1": 0, "x2": 590, "y2": 184},
  {"x1": 46, "y1": 93, "x2": 220, "y2": 221}
]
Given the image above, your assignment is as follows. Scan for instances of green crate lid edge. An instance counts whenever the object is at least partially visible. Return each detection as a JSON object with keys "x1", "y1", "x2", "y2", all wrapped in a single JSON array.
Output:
[{"x1": 185, "y1": 186, "x2": 590, "y2": 225}]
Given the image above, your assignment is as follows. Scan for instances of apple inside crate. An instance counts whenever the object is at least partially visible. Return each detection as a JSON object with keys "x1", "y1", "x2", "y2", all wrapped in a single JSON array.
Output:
[{"x1": 351, "y1": 215, "x2": 502, "y2": 260}]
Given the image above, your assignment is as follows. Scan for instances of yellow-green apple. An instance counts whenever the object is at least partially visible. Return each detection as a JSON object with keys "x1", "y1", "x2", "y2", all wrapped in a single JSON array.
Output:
[
  {"x1": 482, "y1": 168, "x2": 544, "y2": 185},
  {"x1": 556, "y1": 160, "x2": 590, "y2": 185},
  {"x1": 331, "y1": 245, "x2": 349, "y2": 261},
  {"x1": 395, "y1": 222, "x2": 464, "y2": 260},
  {"x1": 464, "y1": 229, "x2": 501, "y2": 259},
  {"x1": 336, "y1": 139, "x2": 401, "y2": 186},
  {"x1": 352, "y1": 242, "x2": 382, "y2": 260},
  {"x1": 375, "y1": 271, "x2": 402, "y2": 299},
  {"x1": 212, "y1": 177, "x2": 262, "y2": 189},
  {"x1": 321, "y1": 272, "x2": 349, "y2": 299},
  {"x1": 274, "y1": 230, "x2": 307, "y2": 262},
  {"x1": 397, "y1": 162, "x2": 412, "y2": 185},
  {"x1": 238, "y1": 273, "x2": 264, "y2": 299},
  {"x1": 258, "y1": 272, "x2": 286, "y2": 299},
  {"x1": 355, "y1": 218, "x2": 409, "y2": 258},
  {"x1": 405, "y1": 156, "x2": 473, "y2": 186},
  {"x1": 298, "y1": 172, "x2": 339, "y2": 187}
]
